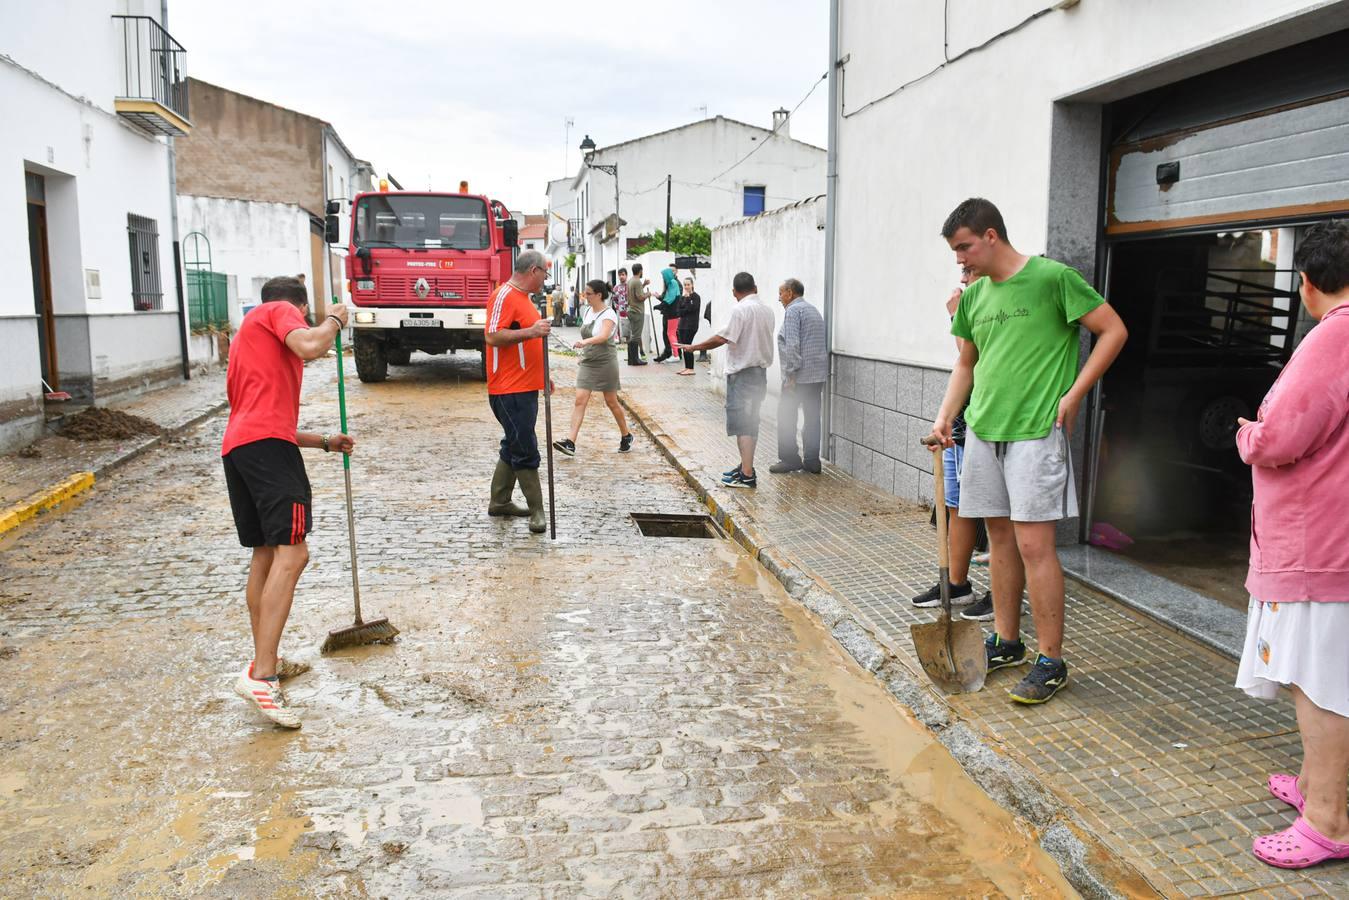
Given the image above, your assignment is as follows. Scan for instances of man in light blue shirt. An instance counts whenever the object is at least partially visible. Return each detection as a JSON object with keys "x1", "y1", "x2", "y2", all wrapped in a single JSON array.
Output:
[{"x1": 771, "y1": 278, "x2": 828, "y2": 474}]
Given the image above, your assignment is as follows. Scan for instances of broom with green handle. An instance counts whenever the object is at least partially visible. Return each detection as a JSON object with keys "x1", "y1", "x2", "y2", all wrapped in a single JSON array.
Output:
[{"x1": 321, "y1": 326, "x2": 399, "y2": 653}]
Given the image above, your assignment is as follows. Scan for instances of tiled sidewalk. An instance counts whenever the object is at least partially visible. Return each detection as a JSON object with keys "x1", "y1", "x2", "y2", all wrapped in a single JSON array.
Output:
[
  {"x1": 605, "y1": 349, "x2": 1345, "y2": 899},
  {"x1": 0, "y1": 369, "x2": 228, "y2": 507}
]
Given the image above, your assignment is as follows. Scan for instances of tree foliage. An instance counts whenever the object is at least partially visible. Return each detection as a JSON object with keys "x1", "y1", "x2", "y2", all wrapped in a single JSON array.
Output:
[
  {"x1": 627, "y1": 219, "x2": 711, "y2": 259},
  {"x1": 564, "y1": 252, "x2": 577, "y2": 272}
]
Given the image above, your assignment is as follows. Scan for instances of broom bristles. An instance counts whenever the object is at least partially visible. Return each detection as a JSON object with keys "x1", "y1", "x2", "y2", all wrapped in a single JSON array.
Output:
[{"x1": 320, "y1": 617, "x2": 399, "y2": 654}]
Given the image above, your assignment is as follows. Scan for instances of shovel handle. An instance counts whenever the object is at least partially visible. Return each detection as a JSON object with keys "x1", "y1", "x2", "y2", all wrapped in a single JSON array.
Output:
[{"x1": 930, "y1": 441, "x2": 952, "y2": 620}]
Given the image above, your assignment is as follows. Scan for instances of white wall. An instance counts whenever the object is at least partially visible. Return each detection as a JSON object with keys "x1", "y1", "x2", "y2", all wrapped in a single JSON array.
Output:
[
  {"x1": 177, "y1": 196, "x2": 314, "y2": 329},
  {"x1": 1, "y1": 0, "x2": 182, "y2": 405},
  {"x1": 832, "y1": 0, "x2": 1346, "y2": 370},
  {"x1": 568, "y1": 116, "x2": 826, "y2": 276},
  {"x1": 706, "y1": 197, "x2": 827, "y2": 394}
]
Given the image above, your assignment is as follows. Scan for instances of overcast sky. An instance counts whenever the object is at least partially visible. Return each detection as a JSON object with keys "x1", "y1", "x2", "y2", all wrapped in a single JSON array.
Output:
[{"x1": 171, "y1": 0, "x2": 829, "y2": 214}]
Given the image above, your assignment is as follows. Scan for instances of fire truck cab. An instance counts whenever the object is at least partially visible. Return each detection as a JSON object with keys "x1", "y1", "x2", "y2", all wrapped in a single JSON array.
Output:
[{"x1": 329, "y1": 186, "x2": 518, "y2": 382}]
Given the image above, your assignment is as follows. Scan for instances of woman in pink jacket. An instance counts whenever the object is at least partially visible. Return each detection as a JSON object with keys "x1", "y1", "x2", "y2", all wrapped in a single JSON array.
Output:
[{"x1": 1235, "y1": 220, "x2": 1349, "y2": 869}]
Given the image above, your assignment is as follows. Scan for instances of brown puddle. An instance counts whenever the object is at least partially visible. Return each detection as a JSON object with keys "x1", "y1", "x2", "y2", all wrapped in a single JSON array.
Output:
[{"x1": 722, "y1": 543, "x2": 1080, "y2": 897}]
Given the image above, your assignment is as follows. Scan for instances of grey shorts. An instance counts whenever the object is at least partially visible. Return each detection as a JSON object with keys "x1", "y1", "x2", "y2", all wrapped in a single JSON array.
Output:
[
  {"x1": 959, "y1": 428, "x2": 1078, "y2": 522},
  {"x1": 725, "y1": 367, "x2": 767, "y2": 437}
]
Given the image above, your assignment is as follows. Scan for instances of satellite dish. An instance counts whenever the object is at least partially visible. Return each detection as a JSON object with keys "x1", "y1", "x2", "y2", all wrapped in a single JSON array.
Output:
[{"x1": 549, "y1": 221, "x2": 569, "y2": 244}]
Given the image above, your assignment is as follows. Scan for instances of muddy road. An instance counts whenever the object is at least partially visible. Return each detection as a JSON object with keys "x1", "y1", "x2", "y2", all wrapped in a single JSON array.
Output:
[{"x1": 0, "y1": 352, "x2": 1074, "y2": 897}]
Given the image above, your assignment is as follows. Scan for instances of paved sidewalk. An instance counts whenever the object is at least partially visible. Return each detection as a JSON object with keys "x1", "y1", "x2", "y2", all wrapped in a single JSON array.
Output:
[
  {"x1": 0, "y1": 369, "x2": 229, "y2": 508},
  {"x1": 611, "y1": 349, "x2": 1346, "y2": 898}
]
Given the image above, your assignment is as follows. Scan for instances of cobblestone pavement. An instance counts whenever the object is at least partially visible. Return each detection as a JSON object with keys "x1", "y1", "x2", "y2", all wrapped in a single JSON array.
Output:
[
  {"x1": 609, "y1": 341, "x2": 1349, "y2": 898},
  {"x1": 0, "y1": 368, "x2": 228, "y2": 507},
  {"x1": 0, "y1": 351, "x2": 1074, "y2": 897}
]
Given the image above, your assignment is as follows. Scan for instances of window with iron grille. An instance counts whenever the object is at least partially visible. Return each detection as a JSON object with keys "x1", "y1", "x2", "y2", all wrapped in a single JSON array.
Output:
[{"x1": 127, "y1": 214, "x2": 162, "y2": 310}]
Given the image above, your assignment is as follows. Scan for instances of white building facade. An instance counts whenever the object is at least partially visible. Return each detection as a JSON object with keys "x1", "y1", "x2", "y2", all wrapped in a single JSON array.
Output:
[
  {"x1": 555, "y1": 115, "x2": 826, "y2": 291},
  {"x1": 824, "y1": 0, "x2": 1349, "y2": 537},
  {"x1": 1, "y1": 0, "x2": 191, "y2": 451}
]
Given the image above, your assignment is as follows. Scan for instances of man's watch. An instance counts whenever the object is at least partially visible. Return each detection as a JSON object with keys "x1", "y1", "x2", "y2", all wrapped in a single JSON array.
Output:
[{"x1": 322, "y1": 434, "x2": 330, "y2": 452}]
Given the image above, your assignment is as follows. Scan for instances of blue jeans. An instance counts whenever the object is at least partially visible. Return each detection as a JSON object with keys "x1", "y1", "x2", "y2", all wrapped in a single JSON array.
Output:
[
  {"x1": 489, "y1": 391, "x2": 540, "y2": 469},
  {"x1": 943, "y1": 443, "x2": 964, "y2": 509}
]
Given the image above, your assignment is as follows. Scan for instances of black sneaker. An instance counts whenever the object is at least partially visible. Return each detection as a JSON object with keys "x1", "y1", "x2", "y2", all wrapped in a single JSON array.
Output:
[
  {"x1": 985, "y1": 633, "x2": 1028, "y2": 672},
  {"x1": 722, "y1": 468, "x2": 757, "y2": 489},
  {"x1": 910, "y1": 581, "x2": 974, "y2": 608},
  {"x1": 768, "y1": 460, "x2": 802, "y2": 474},
  {"x1": 961, "y1": 591, "x2": 995, "y2": 621},
  {"x1": 803, "y1": 460, "x2": 822, "y2": 474},
  {"x1": 552, "y1": 439, "x2": 576, "y2": 457},
  {"x1": 1009, "y1": 654, "x2": 1069, "y2": 704},
  {"x1": 618, "y1": 433, "x2": 633, "y2": 453}
]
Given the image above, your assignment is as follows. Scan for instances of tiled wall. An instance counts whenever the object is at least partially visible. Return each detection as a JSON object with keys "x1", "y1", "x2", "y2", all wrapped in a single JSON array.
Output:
[{"x1": 829, "y1": 355, "x2": 950, "y2": 505}]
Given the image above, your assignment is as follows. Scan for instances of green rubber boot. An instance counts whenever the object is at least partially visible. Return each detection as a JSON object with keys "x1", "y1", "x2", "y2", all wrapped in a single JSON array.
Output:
[
  {"x1": 514, "y1": 468, "x2": 548, "y2": 534},
  {"x1": 488, "y1": 460, "x2": 529, "y2": 517}
]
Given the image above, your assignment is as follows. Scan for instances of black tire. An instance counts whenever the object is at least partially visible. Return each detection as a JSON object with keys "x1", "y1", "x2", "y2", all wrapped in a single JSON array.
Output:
[
  {"x1": 387, "y1": 346, "x2": 412, "y2": 366},
  {"x1": 353, "y1": 332, "x2": 388, "y2": 383}
]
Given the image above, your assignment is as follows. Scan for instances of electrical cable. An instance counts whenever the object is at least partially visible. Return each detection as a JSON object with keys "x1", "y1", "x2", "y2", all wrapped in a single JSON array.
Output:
[{"x1": 842, "y1": 4, "x2": 1057, "y2": 119}]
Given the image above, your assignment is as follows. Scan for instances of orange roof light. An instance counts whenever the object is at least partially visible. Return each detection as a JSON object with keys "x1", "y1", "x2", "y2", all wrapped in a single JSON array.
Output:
[
  {"x1": 379, "y1": 179, "x2": 389, "y2": 192},
  {"x1": 459, "y1": 180, "x2": 469, "y2": 194}
]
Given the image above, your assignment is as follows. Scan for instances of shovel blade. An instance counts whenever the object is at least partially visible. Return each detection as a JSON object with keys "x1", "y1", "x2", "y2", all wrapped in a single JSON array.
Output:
[{"x1": 910, "y1": 618, "x2": 988, "y2": 694}]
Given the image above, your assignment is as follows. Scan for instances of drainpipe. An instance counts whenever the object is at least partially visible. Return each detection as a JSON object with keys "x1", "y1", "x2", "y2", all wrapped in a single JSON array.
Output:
[
  {"x1": 821, "y1": 0, "x2": 840, "y2": 459},
  {"x1": 163, "y1": 0, "x2": 190, "y2": 380}
]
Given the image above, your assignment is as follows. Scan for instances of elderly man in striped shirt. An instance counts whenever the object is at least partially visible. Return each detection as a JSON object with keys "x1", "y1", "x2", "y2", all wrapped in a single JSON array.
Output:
[{"x1": 770, "y1": 278, "x2": 828, "y2": 475}]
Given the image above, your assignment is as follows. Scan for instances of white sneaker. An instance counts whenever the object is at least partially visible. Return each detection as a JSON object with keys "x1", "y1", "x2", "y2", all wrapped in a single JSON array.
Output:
[{"x1": 234, "y1": 664, "x2": 302, "y2": 729}]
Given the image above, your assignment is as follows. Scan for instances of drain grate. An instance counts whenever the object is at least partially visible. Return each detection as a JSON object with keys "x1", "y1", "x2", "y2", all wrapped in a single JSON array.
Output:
[{"x1": 630, "y1": 513, "x2": 723, "y2": 539}]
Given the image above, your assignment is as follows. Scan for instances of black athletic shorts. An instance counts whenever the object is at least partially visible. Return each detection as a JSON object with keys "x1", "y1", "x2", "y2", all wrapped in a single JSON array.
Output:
[{"x1": 223, "y1": 438, "x2": 312, "y2": 547}]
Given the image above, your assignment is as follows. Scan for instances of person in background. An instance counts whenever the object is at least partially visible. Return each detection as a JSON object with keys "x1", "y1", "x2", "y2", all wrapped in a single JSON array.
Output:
[
  {"x1": 911, "y1": 266, "x2": 997, "y2": 620},
  {"x1": 552, "y1": 279, "x2": 633, "y2": 457},
  {"x1": 625, "y1": 264, "x2": 649, "y2": 366},
  {"x1": 1234, "y1": 220, "x2": 1349, "y2": 870},
  {"x1": 769, "y1": 278, "x2": 827, "y2": 474},
  {"x1": 613, "y1": 267, "x2": 629, "y2": 344},
  {"x1": 653, "y1": 267, "x2": 681, "y2": 362},
  {"x1": 675, "y1": 276, "x2": 702, "y2": 376},
  {"x1": 677, "y1": 272, "x2": 776, "y2": 489}
]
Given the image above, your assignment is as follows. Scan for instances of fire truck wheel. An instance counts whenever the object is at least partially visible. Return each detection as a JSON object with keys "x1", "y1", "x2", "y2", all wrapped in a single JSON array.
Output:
[
  {"x1": 353, "y1": 333, "x2": 388, "y2": 383},
  {"x1": 387, "y1": 346, "x2": 412, "y2": 366}
]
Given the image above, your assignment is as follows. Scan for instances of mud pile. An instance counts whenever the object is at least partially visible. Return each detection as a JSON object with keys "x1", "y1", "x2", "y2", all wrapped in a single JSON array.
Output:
[{"x1": 60, "y1": 408, "x2": 163, "y2": 442}]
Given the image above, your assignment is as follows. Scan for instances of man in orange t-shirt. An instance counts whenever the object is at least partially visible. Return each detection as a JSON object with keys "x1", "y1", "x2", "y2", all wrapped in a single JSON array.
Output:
[
  {"x1": 484, "y1": 250, "x2": 552, "y2": 533},
  {"x1": 222, "y1": 275, "x2": 352, "y2": 729}
]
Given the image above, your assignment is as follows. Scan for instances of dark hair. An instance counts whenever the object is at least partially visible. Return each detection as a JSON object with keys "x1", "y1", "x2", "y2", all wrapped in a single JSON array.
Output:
[
  {"x1": 631, "y1": 263, "x2": 643, "y2": 276},
  {"x1": 941, "y1": 197, "x2": 1008, "y2": 242},
  {"x1": 732, "y1": 272, "x2": 756, "y2": 293},
  {"x1": 618, "y1": 267, "x2": 628, "y2": 275},
  {"x1": 1294, "y1": 219, "x2": 1349, "y2": 295},
  {"x1": 261, "y1": 276, "x2": 307, "y2": 305},
  {"x1": 585, "y1": 279, "x2": 611, "y2": 300}
]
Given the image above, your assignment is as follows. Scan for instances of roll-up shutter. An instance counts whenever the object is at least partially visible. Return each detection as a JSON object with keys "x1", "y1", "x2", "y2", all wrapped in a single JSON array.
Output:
[{"x1": 1105, "y1": 31, "x2": 1349, "y2": 236}]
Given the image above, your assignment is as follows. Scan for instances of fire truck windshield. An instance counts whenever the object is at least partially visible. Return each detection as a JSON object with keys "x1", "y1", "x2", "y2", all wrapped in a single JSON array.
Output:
[{"x1": 354, "y1": 194, "x2": 491, "y2": 250}]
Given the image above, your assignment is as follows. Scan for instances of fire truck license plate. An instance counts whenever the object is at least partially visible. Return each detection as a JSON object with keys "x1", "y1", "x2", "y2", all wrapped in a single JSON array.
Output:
[{"x1": 401, "y1": 319, "x2": 443, "y2": 328}]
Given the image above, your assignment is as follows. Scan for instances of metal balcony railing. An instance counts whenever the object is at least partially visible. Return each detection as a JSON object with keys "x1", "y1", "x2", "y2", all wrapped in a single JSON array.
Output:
[{"x1": 112, "y1": 15, "x2": 190, "y2": 135}]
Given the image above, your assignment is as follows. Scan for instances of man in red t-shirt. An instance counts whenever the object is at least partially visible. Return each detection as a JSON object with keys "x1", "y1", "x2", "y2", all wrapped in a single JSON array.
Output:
[
  {"x1": 484, "y1": 250, "x2": 552, "y2": 533},
  {"x1": 222, "y1": 275, "x2": 351, "y2": 729}
]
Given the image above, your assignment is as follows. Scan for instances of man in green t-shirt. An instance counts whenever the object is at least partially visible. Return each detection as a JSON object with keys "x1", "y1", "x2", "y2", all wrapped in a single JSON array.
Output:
[{"x1": 929, "y1": 198, "x2": 1127, "y2": 705}]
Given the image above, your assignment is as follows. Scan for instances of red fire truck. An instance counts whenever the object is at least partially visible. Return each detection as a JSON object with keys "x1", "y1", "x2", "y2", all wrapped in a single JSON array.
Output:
[{"x1": 328, "y1": 183, "x2": 519, "y2": 382}]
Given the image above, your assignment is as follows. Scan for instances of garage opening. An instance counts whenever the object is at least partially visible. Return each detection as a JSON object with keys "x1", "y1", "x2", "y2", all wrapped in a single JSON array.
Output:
[
  {"x1": 1091, "y1": 228, "x2": 1309, "y2": 610},
  {"x1": 1083, "y1": 29, "x2": 1349, "y2": 612}
]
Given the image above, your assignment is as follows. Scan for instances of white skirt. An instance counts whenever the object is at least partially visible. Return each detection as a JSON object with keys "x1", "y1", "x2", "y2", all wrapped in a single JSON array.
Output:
[{"x1": 1235, "y1": 597, "x2": 1349, "y2": 718}]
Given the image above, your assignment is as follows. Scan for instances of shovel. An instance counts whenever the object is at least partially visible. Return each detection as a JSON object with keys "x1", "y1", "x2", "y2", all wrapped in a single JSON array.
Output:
[{"x1": 909, "y1": 436, "x2": 987, "y2": 693}]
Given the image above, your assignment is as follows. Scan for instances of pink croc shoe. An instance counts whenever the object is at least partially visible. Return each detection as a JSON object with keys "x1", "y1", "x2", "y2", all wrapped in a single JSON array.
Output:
[
  {"x1": 1253, "y1": 817, "x2": 1349, "y2": 869},
  {"x1": 1267, "y1": 773, "x2": 1306, "y2": 813}
]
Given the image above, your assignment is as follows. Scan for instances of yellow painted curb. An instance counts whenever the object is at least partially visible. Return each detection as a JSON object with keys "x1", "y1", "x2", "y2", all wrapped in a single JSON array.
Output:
[{"x1": 0, "y1": 471, "x2": 96, "y2": 535}]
